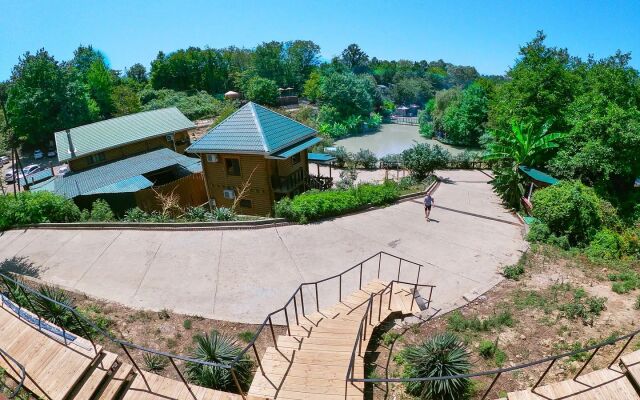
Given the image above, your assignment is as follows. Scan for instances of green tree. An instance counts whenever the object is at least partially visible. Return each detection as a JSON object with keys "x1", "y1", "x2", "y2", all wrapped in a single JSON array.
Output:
[
  {"x1": 254, "y1": 41, "x2": 286, "y2": 87},
  {"x1": 303, "y1": 70, "x2": 322, "y2": 102},
  {"x1": 340, "y1": 44, "x2": 369, "y2": 73},
  {"x1": 318, "y1": 71, "x2": 373, "y2": 119},
  {"x1": 150, "y1": 48, "x2": 229, "y2": 94},
  {"x1": 431, "y1": 88, "x2": 462, "y2": 133},
  {"x1": 285, "y1": 40, "x2": 321, "y2": 90},
  {"x1": 111, "y1": 84, "x2": 142, "y2": 116},
  {"x1": 402, "y1": 143, "x2": 451, "y2": 180},
  {"x1": 245, "y1": 77, "x2": 279, "y2": 105},
  {"x1": 125, "y1": 63, "x2": 148, "y2": 83},
  {"x1": 71, "y1": 45, "x2": 106, "y2": 77},
  {"x1": 441, "y1": 83, "x2": 488, "y2": 146},
  {"x1": 86, "y1": 59, "x2": 115, "y2": 118},
  {"x1": 489, "y1": 31, "x2": 575, "y2": 131},
  {"x1": 391, "y1": 77, "x2": 433, "y2": 106}
]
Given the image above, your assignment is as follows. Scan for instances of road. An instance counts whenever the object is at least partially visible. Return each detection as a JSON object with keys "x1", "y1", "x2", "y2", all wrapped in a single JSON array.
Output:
[{"x1": 0, "y1": 170, "x2": 527, "y2": 323}]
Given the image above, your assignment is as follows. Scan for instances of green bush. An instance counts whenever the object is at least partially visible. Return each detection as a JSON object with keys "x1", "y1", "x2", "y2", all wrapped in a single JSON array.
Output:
[
  {"x1": 399, "y1": 333, "x2": 471, "y2": 400},
  {"x1": 380, "y1": 153, "x2": 403, "y2": 169},
  {"x1": 143, "y1": 353, "x2": 169, "y2": 372},
  {"x1": 89, "y1": 199, "x2": 115, "y2": 222},
  {"x1": 353, "y1": 148, "x2": 378, "y2": 169},
  {"x1": 526, "y1": 221, "x2": 551, "y2": 243},
  {"x1": 333, "y1": 146, "x2": 352, "y2": 168},
  {"x1": 123, "y1": 207, "x2": 149, "y2": 222},
  {"x1": 531, "y1": 181, "x2": 603, "y2": 246},
  {"x1": 609, "y1": 270, "x2": 640, "y2": 294},
  {"x1": 402, "y1": 143, "x2": 451, "y2": 180},
  {"x1": 586, "y1": 229, "x2": 622, "y2": 260},
  {"x1": 183, "y1": 206, "x2": 213, "y2": 222},
  {"x1": 140, "y1": 89, "x2": 235, "y2": 120},
  {"x1": 559, "y1": 288, "x2": 607, "y2": 326},
  {"x1": 447, "y1": 309, "x2": 514, "y2": 332},
  {"x1": 0, "y1": 192, "x2": 81, "y2": 230},
  {"x1": 274, "y1": 181, "x2": 400, "y2": 223},
  {"x1": 503, "y1": 263, "x2": 525, "y2": 280},
  {"x1": 367, "y1": 113, "x2": 383, "y2": 129},
  {"x1": 185, "y1": 331, "x2": 252, "y2": 392},
  {"x1": 212, "y1": 207, "x2": 236, "y2": 221}
]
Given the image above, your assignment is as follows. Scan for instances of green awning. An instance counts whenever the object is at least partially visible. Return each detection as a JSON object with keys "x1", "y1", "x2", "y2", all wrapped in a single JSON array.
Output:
[
  {"x1": 269, "y1": 137, "x2": 321, "y2": 159},
  {"x1": 84, "y1": 175, "x2": 153, "y2": 195},
  {"x1": 519, "y1": 166, "x2": 559, "y2": 185},
  {"x1": 308, "y1": 153, "x2": 337, "y2": 164},
  {"x1": 523, "y1": 216, "x2": 539, "y2": 225}
]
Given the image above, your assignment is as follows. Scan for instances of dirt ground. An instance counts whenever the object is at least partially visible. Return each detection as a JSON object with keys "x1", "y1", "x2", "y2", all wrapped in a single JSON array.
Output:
[{"x1": 367, "y1": 244, "x2": 640, "y2": 399}]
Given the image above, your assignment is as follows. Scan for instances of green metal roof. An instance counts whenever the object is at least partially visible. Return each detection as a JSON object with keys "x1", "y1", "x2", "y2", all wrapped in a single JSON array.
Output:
[
  {"x1": 308, "y1": 153, "x2": 337, "y2": 163},
  {"x1": 20, "y1": 169, "x2": 54, "y2": 187},
  {"x1": 519, "y1": 166, "x2": 559, "y2": 185},
  {"x1": 55, "y1": 108, "x2": 195, "y2": 162},
  {"x1": 187, "y1": 102, "x2": 316, "y2": 155},
  {"x1": 270, "y1": 137, "x2": 321, "y2": 159},
  {"x1": 36, "y1": 148, "x2": 201, "y2": 198}
]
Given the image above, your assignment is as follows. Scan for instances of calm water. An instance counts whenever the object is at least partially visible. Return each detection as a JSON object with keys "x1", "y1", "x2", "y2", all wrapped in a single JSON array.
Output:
[{"x1": 334, "y1": 124, "x2": 467, "y2": 157}]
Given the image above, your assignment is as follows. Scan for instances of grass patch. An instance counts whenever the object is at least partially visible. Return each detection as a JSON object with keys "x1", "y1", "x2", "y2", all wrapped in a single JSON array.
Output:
[
  {"x1": 382, "y1": 331, "x2": 402, "y2": 346},
  {"x1": 143, "y1": 353, "x2": 169, "y2": 372},
  {"x1": 447, "y1": 308, "x2": 515, "y2": 333},
  {"x1": 608, "y1": 270, "x2": 640, "y2": 294},
  {"x1": 183, "y1": 319, "x2": 192, "y2": 330},
  {"x1": 238, "y1": 331, "x2": 256, "y2": 343},
  {"x1": 478, "y1": 339, "x2": 508, "y2": 367}
]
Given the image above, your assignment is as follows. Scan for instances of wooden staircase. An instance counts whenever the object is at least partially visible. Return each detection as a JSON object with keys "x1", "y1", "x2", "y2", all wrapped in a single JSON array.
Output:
[
  {"x1": 496, "y1": 349, "x2": 640, "y2": 399},
  {"x1": 0, "y1": 304, "x2": 243, "y2": 400},
  {"x1": 248, "y1": 279, "x2": 421, "y2": 400}
]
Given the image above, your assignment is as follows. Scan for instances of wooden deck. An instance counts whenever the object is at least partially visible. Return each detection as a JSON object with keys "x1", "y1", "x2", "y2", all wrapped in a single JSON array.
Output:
[{"x1": 248, "y1": 279, "x2": 417, "y2": 400}]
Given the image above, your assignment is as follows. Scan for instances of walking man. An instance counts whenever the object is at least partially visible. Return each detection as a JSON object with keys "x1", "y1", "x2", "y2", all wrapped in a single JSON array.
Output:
[{"x1": 424, "y1": 193, "x2": 434, "y2": 221}]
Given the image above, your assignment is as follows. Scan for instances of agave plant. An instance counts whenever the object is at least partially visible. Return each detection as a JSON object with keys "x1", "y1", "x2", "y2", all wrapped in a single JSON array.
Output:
[
  {"x1": 185, "y1": 331, "x2": 252, "y2": 392},
  {"x1": 32, "y1": 285, "x2": 80, "y2": 334},
  {"x1": 401, "y1": 332, "x2": 471, "y2": 400},
  {"x1": 143, "y1": 353, "x2": 169, "y2": 372}
]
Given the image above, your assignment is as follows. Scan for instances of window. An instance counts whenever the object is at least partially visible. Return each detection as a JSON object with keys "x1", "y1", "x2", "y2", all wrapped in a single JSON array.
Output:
[
  {"x1": 291, "y1": 152, "x2": 301, "y2": 165},
  {"x1": 239, "y1": 199, "x2": 253, "y2": 208},
  {"x1": 225, "y1": 158, "x2": 241, "y2": 176},
  {"x1": 206, "y1": 154, "x2": 218, "y2": 163},
  {"x1": 88, "y1": 152, "x2": 106, "y2": 165}
]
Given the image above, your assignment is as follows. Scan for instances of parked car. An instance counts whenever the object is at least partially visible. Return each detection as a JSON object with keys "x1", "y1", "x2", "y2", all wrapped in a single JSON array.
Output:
[
  {"x1": 58, "y1": 164, "x2": 70, "y2": 176},
  {"x1": 4, "y1": 169, "x2": 14, "y2": 183},
  {"x1": 12, "y1": 164, "x2": 43, "y2": 182},
  {"x1": 34, "y1": 150, "x2": 44, "y2": 160},
  {"x1": 47, "y1": 148, "x2": 57, "y2": 157},
  {"x1": 0, "y1": 156, "x2": 9, "y2": 165}
]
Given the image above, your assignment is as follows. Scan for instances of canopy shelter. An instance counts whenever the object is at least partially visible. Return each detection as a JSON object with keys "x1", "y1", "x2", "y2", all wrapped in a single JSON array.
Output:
[
  {"x1": 308, "y1": 152, "x2": 336, "y2": 178},
  {"x1": 519, "y1": 166, "x2": 559, "y2": 213}
]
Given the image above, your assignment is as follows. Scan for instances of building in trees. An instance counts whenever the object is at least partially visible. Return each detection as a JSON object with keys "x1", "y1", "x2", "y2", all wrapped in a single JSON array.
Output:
[{"x1": 187, "y1": 102, "x2": 321, "y2": 216}]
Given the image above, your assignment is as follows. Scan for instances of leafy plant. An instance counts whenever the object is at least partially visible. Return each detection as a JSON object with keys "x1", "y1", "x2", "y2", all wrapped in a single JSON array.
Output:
[
  {"x1": 32, "y1": 285, "x2": 81, "y2": 334},
  {"x1": 447, "y1": 309, "x2": 514, "y2": 332},
  {"x1": 183, "y1": 319, "x2": 193, "y2": 330},
  {"x1": 237, "y1": 331, "x2": 255, "y2": 343},
  {"x1": 503, "y1": 263, "x2": 525, "y2": 280},
  {"x1": 402, "y1": 143, "x2": 451, "y2": 180},
  {"x1": 213, "y1": 207, "x2": 236, "y2": 221},
  {"x1": 382, "y1": 331, "x2": 401, "y2": 346},
  {"x1": 185, "y1": 331, "x2": 252, "y2": 392},
  {"x1": 353, "y1": 148, "x2": 378, "y2": 169},
  {"x1": 143, "y1": 353, "x2": 169, "y2": 372},
  {"x1": 333, "y1": 146, "x2": 352, "y2": 168},
  {"x1": 89, "y1": 199, "x2": 115, "y2": 222},
  {"x1": 0, "y1": 192, "x2": 81, "y2": 230},
  {"x1": 400, "y1": 333, "x2": 471, "y2": 400}
]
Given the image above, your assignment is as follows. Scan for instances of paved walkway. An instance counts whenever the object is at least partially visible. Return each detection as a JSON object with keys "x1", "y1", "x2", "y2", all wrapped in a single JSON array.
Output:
[{"x1": 0, "y1": 170, "x2": 526, "y2": 323}]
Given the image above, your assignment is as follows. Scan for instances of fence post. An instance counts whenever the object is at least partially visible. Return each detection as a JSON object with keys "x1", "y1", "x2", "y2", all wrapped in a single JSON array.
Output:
[
  {"x1": 397, "y1": 259, "x2": 402, "y2": 281},
  {"x1": 299, "y1": 287, "x2": 306, "y2": 317},
  {"x1": 284, "y1": 307, "x2": 291, "y2": 335},
  {"x1": 315, "y1": 283, "x2": 320, "y2": 312},
  {"x1": 169, "y1": 357, "x2": 197, "y2": 400},
  {"x1": 574, "y1": 347, "x2": 599, "y2": 380},
  {"x1": 359, "y1": 263, "x2": 363, "y2": 290},
  {"x1": 339, "y1": 275, "x2": 342, "y2": 302},
  {"x1": 120, "y1": 344, "x2": 150, "y2": 390},
  {"x1": 268, "y1": 316, "x2": 278, "y2": 350},
  {"x1": 481, "y1": 372, "x2": 502, "y2": 400},
  {"x1": 293, "y1": 295, "x2": 299, "y2": 325},
  {"x1": 533, "y1": 358, "x2": 556, "y2": 390},
  {"x1": 388, "y1": 282, "x2": 394, "y2": 310},
  {"x1": 377, "y1": 253, "x2": 382, "y2": 279},
  {"x1": 252, "y1": 344, "x2": 264, "y2": 375},
  {"x1": 230, "y1": 368, "x2": 246, "y2": 399},
  {"x1": 609, "y1": 335, "x2": 635, "y2": 368}
]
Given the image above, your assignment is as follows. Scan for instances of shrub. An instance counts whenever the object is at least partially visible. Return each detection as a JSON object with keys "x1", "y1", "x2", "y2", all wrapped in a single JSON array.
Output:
[
  {"x1": 183, "y1": 206, "x2": 213, "y2": 222},
  {"x1": 123, "y1": 207, "x2": 149, "y2": 222},
  {"x1": 336, "y1": 168, "x2": 358, "y2": 189},
  {"x1": 185, "y1": 331, "x2": 252, "y2": 392},
  {"x1": 183, "y1": 319, "x2": 192, "y2": 330},
  {"x1": 399, "y1": 333, "x2": 471, "y2": 399},
  {"x1": 89, "y1": 199, "x2": 115, "y2": 222},
  {"x1": 531, "y1": 181, "x2": 603, "y2": 246},
  {"x1": 447, "y1": 309, "x2": 514, "y2": 332},
  {"x1": 503, "y1": 263, "x2": 525, "y2": 280},
  {"x1": 353, "y1": 149, "x2": 378, "y2": 169},
  {"x1": 143, "y1": 353, "x2": 169, "y2": 372},
  {"x1": 609, "y1": 270, "x2": 640, "y2": 294},
  {"x1": 245, "y1": 77, "x2": 279, "y2": 106},
  {"x1": 527, "y1": 221, "x2": 551, "y2": 243},
  {"x1": 635, "y1": 295, "x2": 640, "y2": 310},
  {"x1": 237, "y1": 331, "x2": 255, "y2": 343},
  {"x1": 586, "y1": 229, "x2": 622, "y2": 260},
  {"x1": 140, "y1": 89, "x2": 234, "y2": 120},
  {"x1": 382, "y1": 331, "x2": 402, "y2": 346},
  {"x1": 212, "y1": 207, "x2": 236, "y2": 221},
  {"x1": 559, "y1": 288, "x2": 607, "y2": 326},
  {"x1": 402, "y1": 143, "x2": 451, "y2": 180},
  {"x1": 32, "y1": 285, "x2": 82, "y2": 335},
  {"x1": 367, "y1": 113, "x2": 383, "y2": 129},
  {"x1": 0, "y1": 192, "x2": 81, "y2": 230},
  {"x1": 274, "y1": 181, "x2": 400, "y2": 223},
  {"x1": 478, "y1": 340, "x2": 496, "y2": 359},
  {"x1": 380, "y1": 153, "x2": 403, "y2": 169},
  {"x1": 333, "y1": 146, "x2": 352, "y2": 168}
]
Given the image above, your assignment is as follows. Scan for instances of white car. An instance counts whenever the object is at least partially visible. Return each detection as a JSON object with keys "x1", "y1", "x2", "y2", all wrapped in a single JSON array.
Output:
[
  {"x1": 0, "y1": 156, "x2": 9, "y2": 165},
  {"x1": 14, "y1": 164, "x2": 43, "y2": 181},
  {"x1": 4, "y1": 169, "x2": 14, "y2": 183},
  {"x1": 34, "y1": 150, "x2": 44, "y2": 160},
  {"x1": 47, "y1": 148, "x2": 57, "y2": 158},
  {"x1": 58, "y1": 164, "x2": 70, "y2": 176}
]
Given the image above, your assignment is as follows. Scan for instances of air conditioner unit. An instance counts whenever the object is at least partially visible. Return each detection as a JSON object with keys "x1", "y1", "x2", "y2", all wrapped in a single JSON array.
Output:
[
  {"x1": 223, "y1": 189, "x2": 236, "y2": 199},
  {"x1": 206, "y1": 154, "x2": 218, "y2": 163},
  {"x1": 166, "y1": 134, "x2": 174, "y2": 142}
]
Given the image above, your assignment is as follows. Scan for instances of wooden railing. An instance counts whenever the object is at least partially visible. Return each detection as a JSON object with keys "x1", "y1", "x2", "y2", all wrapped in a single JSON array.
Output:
[{"x1": 271, "y1": 168, "x2": 305, "y2": 193}]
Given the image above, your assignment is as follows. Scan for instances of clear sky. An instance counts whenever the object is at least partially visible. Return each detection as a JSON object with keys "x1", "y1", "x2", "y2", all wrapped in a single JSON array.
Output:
[{"x1": 1, "y1": 0, "x2": 639, "y2": 80}]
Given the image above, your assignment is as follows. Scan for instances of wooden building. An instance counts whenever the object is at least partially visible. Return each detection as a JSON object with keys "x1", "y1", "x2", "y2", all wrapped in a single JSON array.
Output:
[
  {"x1": 54, "y1": 108, "x2": 195, "y2": 172},
  {"x1": 187, "y1": 102, "x2": 320, "y2": 216}
]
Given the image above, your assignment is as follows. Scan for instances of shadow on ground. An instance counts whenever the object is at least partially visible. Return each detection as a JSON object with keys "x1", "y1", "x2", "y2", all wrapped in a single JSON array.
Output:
[{"x1": 0, "y1": 256, "x2": 44, "y2": 278}]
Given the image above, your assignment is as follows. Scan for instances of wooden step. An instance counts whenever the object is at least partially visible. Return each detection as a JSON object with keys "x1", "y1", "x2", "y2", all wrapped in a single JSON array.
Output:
[
  {"x1": 122, "y1": 371, "x2": 243, "y2": 400},
  {"x1": 97, "y1": 361, "x2": 134, "y2": 400},
  {"x1": 507, "y1": 368, "x2": 640, "y2": 399},
  {"x1": 70, "y1": 351, "x2": 119, "y2": 400},
  {"x1": 622, "y1": 350, "x2": 640, "y2": 389}
]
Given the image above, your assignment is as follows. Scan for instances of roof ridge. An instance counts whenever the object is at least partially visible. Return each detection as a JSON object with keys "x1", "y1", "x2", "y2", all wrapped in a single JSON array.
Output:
[
  {"x1": 53, "y1": 107, "x2": 184, "y2": 134},
  {"x1": 248, "y1": 102, "x2": 269, "y2": 152}
]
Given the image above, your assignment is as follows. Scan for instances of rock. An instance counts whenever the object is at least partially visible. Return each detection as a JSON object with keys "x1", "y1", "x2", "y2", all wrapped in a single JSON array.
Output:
[{"x1": 520, "y1": 334, "x2": 526, "y2": 340}]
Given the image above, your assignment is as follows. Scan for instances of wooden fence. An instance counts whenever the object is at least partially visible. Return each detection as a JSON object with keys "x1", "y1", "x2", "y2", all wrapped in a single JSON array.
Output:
[{"x1": 135, "y1": 172, "x2": 208, "y2": 213}]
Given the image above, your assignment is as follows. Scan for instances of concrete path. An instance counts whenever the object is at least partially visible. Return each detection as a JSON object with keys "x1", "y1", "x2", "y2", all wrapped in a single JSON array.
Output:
[{"x1": 0, "y1": 170, "x2": 527, "y2": 324}]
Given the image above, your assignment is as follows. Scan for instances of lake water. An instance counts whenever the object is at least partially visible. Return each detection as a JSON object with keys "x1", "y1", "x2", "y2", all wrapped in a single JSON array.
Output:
[{"x1": 333, "y1": 123, "x2": 468, "y2": 157}]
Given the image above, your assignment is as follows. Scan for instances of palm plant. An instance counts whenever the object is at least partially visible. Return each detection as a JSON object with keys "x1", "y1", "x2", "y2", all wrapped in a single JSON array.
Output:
[
  {"x1": 32, "y1": 285, "x2": 81, "y2": 334},
  {"x1": 484, "y1": 120, "x2": 565, "y2": 208},
  {"x1": 401, "y1": 333, "x2": 471, "y2": 400},
  {"x1": 185, "y1": 331, "x2": 252, "y2": 392}
]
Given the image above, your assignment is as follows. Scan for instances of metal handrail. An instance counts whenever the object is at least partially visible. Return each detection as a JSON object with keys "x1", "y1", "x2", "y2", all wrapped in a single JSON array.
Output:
[
  {"x1": 0, "y1": 347, "x2": 26, "y2": 399},
  {"x1": 346, "y1": 310, "x2": 640, "y2": 400}
]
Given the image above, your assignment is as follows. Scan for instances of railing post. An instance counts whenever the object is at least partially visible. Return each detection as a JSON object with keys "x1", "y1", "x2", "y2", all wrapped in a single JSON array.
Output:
[
  {"x1": 230, "y1": 368, "x2": 246, "y2": 399},
  {"x1": 378, "y1": 288, "x2": 383, "y2": 322},
  {"x1": 574, "y1": 347, "x2": 599, "y2": 380},
  {"x1": 427, "y1": 286, "x2": 433, "y2": 309},
  {"x1": 416, "y1": 265, "x2": 421, "y2": 285},
  {"x1": 609, "y1": 334, "x2": 635, "y2": 368},
  {"x1": 169, "y1": 357, "x2": 197, "y2": 400},
  {"x1": 339, "y1": 275, "x2": 342, "y2": 302},
  {"x1": 120, "y1": 344, "x2": 150, "y2": 390},
  {"x1": 17, "y1": 285, "x2": 41, "y2": 330},
  {"x1": 481, "y1": 372, "x2": 502, "y2": 400},
  {"x1": 359, "y1": 263, "x2": 363, "y2": 290},
  {"x1": 533, "y1": 358, "x2": 556, "y2": 390},
  {"x1": 377, "y1": 253, "x2": 382, "y2": 278},
  {"x1": 369, "y1": 294, "x2": 374, "y2": 324},
  {"x1": 397, "y1": 259, "x2": 402, "y2": 281},
  {"x1": 293, "y1": 295, "x2": 299, "y2": 325},
  {"x1": 284, "y1": 307, "x2": 291, "y2": 335},
  {"x1": 252, "y1": 344, "x2": 264, "y2": 375},
  {"x1": 315, "y1": 283, "x2": 320, "y2": 312},
  {"x1": 411, "y1": 283, "x2": 418, "y2": 312},
  {"x1": 363, "y1": 311, "x2": 368, "y2": 341},
  {"x1": 268, "y1": 316, "x2": 278, "y2": 350},
  {"x1": 388, "y1": 281, "x2": 393, "y2": 310},
  {"x1": 71, "y1": 312, "x2": 98, "y2": 355},
  {"x1": 299, "y1": 287, "x2": 306, "y2": 317}
]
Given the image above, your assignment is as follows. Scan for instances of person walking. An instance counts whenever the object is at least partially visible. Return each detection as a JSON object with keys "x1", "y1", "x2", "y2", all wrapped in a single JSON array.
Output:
[{"x1": 424, "y1": 193, "x2": 434, "y2": 221}]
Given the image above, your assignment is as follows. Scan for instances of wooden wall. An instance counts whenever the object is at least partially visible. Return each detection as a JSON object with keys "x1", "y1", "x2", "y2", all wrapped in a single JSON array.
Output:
[
  {"x1": 135, "y1": 172, "x2": 208, "y2": 213},
  {"x1": 69, "y1": 129, "x2": 192, "y2": 172}
]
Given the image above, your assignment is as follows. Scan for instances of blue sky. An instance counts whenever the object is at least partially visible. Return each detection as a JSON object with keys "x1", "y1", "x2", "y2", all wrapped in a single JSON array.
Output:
[{"x1": 1, "y1": 0, "x2": 639, "y2": 80}]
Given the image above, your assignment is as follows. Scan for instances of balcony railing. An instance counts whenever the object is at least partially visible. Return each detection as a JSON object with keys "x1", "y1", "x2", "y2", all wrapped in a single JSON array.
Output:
[{"x1": 271, "y1": 168, "x2": 305, "y2": 193}]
